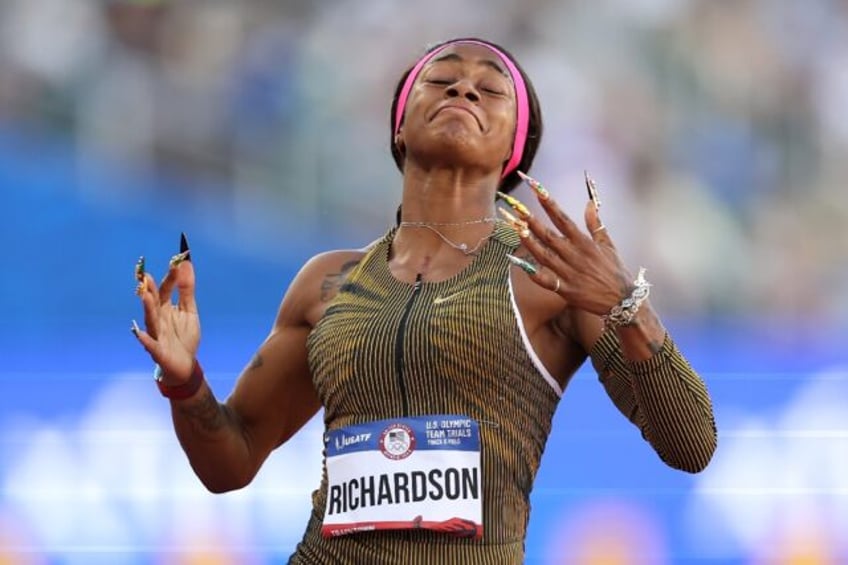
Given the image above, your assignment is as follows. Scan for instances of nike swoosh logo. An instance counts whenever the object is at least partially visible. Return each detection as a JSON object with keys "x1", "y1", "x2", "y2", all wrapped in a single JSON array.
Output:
[{"x1": 434, "y1": 291, "x2": 466, "y2": 305}]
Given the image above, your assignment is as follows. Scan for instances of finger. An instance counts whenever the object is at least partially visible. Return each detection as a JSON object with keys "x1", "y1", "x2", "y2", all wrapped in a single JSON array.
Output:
[
  {"x1": 175, "y1": 260, "x2": 198, "y2": 313},
  {"x1": 524, "y1": 214, "x2": 584, "y2": 267},
  {"x1": 506, "y1": 252, "x2": 565, "y2": 297},
  {"x1": 519, "y1": 229, "x2": 572, "y2": 279},
  {"x1": 498, "y1": 196, "x2": 583, "y2": 269},
  {"x1": 160, "y1": 234, "x2": 193, "y2": 306},
  {"x1": 584, "y1": 199, "x2": 616, "y2": 250},
  {"x1": 534, "y1": 192, "x2": 589, "y2": 245},
  {"x1": 158, "y1": 264, "x2": 179, "y2": 306},
  {"x1": 139, "y1": 274, "x2": 161, "y2": 340},
  {"x1": 131, "y1": 322, "x2": 160, "y2": 358}
]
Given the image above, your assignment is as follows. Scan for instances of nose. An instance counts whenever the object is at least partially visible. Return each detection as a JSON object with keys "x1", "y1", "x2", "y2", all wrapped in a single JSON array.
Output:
[{"x1": 445, "y1": 80, "x2": 480, "y2": 103}]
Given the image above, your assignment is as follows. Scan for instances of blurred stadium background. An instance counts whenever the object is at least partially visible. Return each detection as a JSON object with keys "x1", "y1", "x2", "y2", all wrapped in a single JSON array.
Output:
[{"x1": 1, "y1": 0, "x2": 847, "y2": 563}]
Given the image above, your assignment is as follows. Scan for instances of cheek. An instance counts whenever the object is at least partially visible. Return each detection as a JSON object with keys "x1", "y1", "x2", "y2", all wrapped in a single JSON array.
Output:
[
  {"x1": 403, "y1": 87, "x2": 431, "y2": 127},
  {"x1": 492, "y1": 106, "x2": 517, "y2": 149}
]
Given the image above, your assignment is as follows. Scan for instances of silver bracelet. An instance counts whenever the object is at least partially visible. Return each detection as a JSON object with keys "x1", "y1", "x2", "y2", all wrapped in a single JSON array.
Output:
[{"x1": 602, "y1": 267, "x2": 651, "y2": 329}]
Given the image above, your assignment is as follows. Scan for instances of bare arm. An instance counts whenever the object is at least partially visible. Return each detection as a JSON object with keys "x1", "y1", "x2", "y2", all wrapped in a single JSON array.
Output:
[
  {"x1": 169, "y1": 321, "x2": 319, "y2": 493},
  {"x1": 135, "y1": 246, "x2": 361, "y2": 493}
]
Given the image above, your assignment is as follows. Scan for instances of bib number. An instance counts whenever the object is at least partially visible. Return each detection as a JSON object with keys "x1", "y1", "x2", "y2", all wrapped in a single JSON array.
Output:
[{"x1": 321, "y1": 415, "x2": 483, "y2": 539}]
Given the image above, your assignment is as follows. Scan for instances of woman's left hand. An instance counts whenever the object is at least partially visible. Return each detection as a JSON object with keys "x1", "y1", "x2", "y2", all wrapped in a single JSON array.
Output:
[{"x1": 504, "y1": 173, "x2": 634, "y2": 317}]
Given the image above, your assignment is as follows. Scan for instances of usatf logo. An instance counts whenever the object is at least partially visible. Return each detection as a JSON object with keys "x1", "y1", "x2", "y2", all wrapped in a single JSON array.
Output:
[{"x1": 378, "y1": 423, "x2": 416, "y2": 460}]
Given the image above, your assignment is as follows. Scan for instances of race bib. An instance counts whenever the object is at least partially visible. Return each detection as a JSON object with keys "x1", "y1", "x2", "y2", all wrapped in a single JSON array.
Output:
[{"x1": 321, "y1": 415, "x2": 482, "y2": 539}]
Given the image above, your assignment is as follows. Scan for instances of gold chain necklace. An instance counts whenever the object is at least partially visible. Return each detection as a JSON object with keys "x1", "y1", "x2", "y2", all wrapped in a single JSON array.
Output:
[{"x1": 399, "y1": 217, "x2": 497, "y2": 255}]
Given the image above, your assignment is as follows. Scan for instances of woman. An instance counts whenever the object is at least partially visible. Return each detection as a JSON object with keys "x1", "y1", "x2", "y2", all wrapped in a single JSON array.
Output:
[{"x1": 132, "y1": 37, "x2": 717, "y2": 564}]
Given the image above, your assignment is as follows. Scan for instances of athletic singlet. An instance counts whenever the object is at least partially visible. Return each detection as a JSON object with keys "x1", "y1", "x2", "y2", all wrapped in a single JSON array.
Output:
[{"x1": 289, "y1": 223, "x2": 561, "y2": 564}]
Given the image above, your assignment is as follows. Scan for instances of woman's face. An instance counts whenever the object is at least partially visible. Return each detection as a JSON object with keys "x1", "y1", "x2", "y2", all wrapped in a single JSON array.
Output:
[{"x1": 398, "y1": 43, "x2": 517, "y2": 174}]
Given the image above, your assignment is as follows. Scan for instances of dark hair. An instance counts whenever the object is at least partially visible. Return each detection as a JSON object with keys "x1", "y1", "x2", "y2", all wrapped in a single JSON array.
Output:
[{"x1": 389, "y1": 37, "x2": 543, "y2": 194}]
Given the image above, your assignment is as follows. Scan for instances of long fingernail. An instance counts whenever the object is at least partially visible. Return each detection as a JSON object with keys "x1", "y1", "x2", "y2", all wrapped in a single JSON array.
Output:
[
  {"x1": 584, "y1": 170, "x2": 602, "y2": 212},
  {"x1": 180, "y1": 232, "x2": 192, "y2": 262},
  {"x1": 130, "y1": 319, "x2": 140, "y2": 337},
  {"x1": 135, "y1": 256, "x2": 145, "y2": 282},
  {"x1": 135, "y1": 281, "x2": 145, "y2": 296},
  {"x1": 517, "y1": 170, "x2": 550, "y2": 201},
  {"x1": 496, "y1": 191, "x2": 531, "y2": 218},
  {"x1": 169, "y1": 249, "x2": 190, "y2": 269},
  {"x1": 506, "y1": 253, "x2": 537, "y2": 275},
  {"x1": 497, "y1": 207, "x2": 530, "y2": 238}
]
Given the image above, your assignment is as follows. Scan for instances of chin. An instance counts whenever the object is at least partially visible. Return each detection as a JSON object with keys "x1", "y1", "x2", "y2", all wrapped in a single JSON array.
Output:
[
  {"x1": 408, "y1": 124, "x2": 497, "y2": 170},
  {"x1": 435, "y1": 127, "x2": 476, "y2": 149}
]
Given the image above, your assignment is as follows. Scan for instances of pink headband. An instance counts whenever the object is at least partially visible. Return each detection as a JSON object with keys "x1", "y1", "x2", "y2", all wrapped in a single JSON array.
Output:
[{"x1": 393, "y1": 39, "x2": 530, "y2": 179}]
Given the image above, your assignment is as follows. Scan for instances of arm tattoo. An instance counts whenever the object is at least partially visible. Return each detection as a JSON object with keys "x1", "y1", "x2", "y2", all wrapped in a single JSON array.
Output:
[
  {"x1": 178, "y1": 387, "x2": 227, "y2": 434},
  {"x1": 320, "y1": 260, "x2": 360, "y2": 302}
]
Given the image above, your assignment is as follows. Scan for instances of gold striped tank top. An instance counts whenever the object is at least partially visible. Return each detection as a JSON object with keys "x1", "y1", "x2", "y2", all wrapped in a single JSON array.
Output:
[{"x1": 290, "y1": 223, "x2": 561, "y2": 564}]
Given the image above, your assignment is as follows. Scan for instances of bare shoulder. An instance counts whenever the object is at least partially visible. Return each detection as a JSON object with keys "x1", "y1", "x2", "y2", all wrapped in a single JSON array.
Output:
[
  {"x1": 307, "y1": 248, "x2": 369, "y2": 303},
  {"x1": 279, "y1": 245, "x2": 373, "y2": 329}
]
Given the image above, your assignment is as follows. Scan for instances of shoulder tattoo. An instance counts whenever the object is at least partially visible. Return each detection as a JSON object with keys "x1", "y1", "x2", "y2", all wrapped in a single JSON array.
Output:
[{"x1": 320, "y1": 259, "x2": 360, "y2": 302}]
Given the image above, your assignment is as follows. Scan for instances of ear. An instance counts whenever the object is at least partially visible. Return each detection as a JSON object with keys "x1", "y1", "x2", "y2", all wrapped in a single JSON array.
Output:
[{"x1": 394, "y1": 129, "x2": 406, "y2": 153}]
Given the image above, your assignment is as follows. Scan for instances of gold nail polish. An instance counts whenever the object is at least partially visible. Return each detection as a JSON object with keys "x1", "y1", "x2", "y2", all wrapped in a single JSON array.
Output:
[
  {"x1": 517, "y1": 171, "x2": 550, "y2": 201},
  {"x1": 169, "y1": 250, "x2": 190, "y2": 268},
  {"x1": 496, "y1": 191, "x2": 531, "y2": 218},
  {"x1": 135, "y1": 256, "x2": 145, "y2": 282},
  {"x1": 497, "y1": 207, "x2": 530, "y2": 238}
]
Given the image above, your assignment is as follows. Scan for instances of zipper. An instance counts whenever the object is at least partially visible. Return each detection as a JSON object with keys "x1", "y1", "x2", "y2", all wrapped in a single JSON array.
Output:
[{"x1": 394, "y1": 273, "x2": 422, "y2": 417}]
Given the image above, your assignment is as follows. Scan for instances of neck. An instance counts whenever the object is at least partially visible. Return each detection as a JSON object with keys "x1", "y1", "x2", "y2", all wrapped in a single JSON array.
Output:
[
  {"x1": 399, "y1": 163, "x2": 500, "y2": 223},
  {"x1": 392, "y1": 164, "x2": 500, "y2": 266}
]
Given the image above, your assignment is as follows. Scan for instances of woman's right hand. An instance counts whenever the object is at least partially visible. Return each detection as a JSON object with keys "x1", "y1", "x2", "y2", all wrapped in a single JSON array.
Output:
[{"x1": 132, "y1": 234, "x2": 200, "y2": 385}]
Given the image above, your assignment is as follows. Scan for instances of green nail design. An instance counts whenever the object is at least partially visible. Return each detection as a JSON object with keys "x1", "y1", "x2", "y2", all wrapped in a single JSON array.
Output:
[
  {"x1": 506, "y1": 253, "x2": 537, "y2": 275},
  {"x1": 517, "y1": 171, "x2": 550, "y2": 200},
  {"x1": 496, "y1": 191, "x2": 531, "y2": 218}
]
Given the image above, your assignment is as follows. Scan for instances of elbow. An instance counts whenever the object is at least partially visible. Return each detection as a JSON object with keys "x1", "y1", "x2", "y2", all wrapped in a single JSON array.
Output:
[
  {"x1": 204, "y1": 484, "x2": 240, "y2": 495},
  {"x1": 200, "y1": 474, "x2": 252, "y2": 494},
  {"x1": 676, "y1": 449, "x2": 714, "y2": 474},
  {"x1": 666, "y1": 430, "x2": 718, "y2": 474},
  {"x1": 192, "y1": 463, "x2": 254, "y2": 494}
]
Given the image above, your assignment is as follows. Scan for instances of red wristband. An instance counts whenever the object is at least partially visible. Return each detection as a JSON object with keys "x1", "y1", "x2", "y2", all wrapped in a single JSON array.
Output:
[{"x1": 155, "y1": 360, "x2": 204, "y2": 400}]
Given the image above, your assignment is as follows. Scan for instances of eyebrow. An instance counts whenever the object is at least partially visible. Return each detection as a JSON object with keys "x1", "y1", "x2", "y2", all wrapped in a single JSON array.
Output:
[{"x1": 430, "y1": 52, "x2": 509, "y2": 77}]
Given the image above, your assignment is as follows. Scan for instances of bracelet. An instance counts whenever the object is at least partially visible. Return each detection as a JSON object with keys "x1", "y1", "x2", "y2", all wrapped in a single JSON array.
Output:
[
  {"x1": 602, "y1": 267, "x2": 651, "y2": 329},
  {"x1": 154, "y1": 359, "x2": 205, "y2": 400}
]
